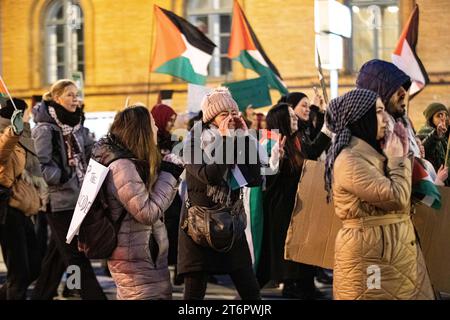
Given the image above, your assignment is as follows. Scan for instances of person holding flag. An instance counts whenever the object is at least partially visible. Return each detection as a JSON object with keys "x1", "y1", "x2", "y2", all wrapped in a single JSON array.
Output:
[
  {"x1": 357, "y1": 59, "x2": 442, "y2": 209},
  {"x1": 0, "y1": 96, "x2": 48, "y2": 300},
  {"x1": 356, "y1": 59, "x2": 419, "y2": 156},
  {"x1": 279, "y1": 91, "x2": 331, "y2": 160},
  {"x1": 417, "y1": 103, "x2": 450, "y2": 186}
]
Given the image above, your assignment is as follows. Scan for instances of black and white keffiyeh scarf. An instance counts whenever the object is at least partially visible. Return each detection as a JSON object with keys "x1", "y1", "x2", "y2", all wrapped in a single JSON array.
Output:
[
  {"x1": 324, "y1": 88, "x2": 379, "y2": 201},
  {"x1": 48, "y1": 104, "x2": 87, "y2": 184}
]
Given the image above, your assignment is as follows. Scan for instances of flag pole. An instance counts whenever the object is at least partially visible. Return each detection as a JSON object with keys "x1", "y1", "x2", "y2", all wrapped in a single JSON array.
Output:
[
  {"x1": 445, "y1": 133, "x2": 450, "y2": 168},
  {"x1": 146, "y1": 6, "x2": 156, "y2": 108},
  {"x1": 0, "y1": 76, "x2": 18, "y2": 110},
  {"x1": 124, "y1": 96, "x2": 131, "y2": 109},
  {"x1": 315, "y1": 45, "x2": 329, "y2": 105}
]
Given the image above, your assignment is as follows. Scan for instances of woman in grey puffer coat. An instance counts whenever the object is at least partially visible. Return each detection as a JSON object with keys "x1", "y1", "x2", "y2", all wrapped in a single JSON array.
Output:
[{"x1": 92, "y1": 105, "x2": 183, "y2": 300}]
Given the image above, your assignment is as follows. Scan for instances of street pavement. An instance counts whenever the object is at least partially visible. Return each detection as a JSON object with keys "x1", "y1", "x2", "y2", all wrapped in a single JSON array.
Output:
[
  {"x1": 0, "y1": 251, "x2": 333, "y2": 300},
  {"x1": 4, "y1": 251, "x2": 448, "y2": 300}
]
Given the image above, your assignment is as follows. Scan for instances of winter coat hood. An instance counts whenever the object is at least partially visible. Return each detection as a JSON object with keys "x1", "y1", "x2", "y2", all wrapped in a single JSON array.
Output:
[{"x1": 356, "y1": 59, "x2": 411, "y2": 107}]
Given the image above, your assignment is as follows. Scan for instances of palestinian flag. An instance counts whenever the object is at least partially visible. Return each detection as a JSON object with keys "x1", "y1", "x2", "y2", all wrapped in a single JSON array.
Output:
[
  {"x1": 244, "y1": 130, "x2": 281, "y2": 271},
  {"x1": 392, "y1": 5, "x2": 429, "y2": 97},
  {"x1": 150, "y1": 6, "x2": 216, "y2": 85},
  {"x1": 229, "y1": 165, "x2": 248, "y2": 190},
  {"x1": 260, "y1": 129, "x2": 280, "y2": 156},
  {"x1": 0, "y1": 76, "x2": 9, "y2": 99},
  {"x1": 412, "y1": 158, "x2": 441, "y2": 209},
  {"x1": 243, "y1": 186, "x2": 264, "y2": 271},
  {"x1": 228, "y1": 135, "x2": 261, "y2": 190},
  {"x1": 228, "y1": 1, "x2": 288, "y2": 95},
  {"x1": 0, "y1": 76, "x2": 14, "y2": 107}
]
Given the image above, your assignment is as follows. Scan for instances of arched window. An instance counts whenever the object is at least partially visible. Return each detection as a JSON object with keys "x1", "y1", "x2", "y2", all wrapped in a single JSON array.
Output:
[{"x1": 44, "y1": 0, "x2": 84, "y2": 84}]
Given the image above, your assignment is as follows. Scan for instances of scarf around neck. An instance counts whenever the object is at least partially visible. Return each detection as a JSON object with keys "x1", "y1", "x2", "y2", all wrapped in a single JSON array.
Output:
[
  {"x1": 48, "y1": 102, "x2": 86, "y2": 184},
  {"x1": 196, "y1": 122, "x2": 239, "y2": 206}
]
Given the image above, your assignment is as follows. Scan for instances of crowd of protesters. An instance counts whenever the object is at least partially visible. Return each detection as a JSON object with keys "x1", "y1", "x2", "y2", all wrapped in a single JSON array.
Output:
[{"x1": 0, "y1": 58, "x2": 449, "y2": 300}]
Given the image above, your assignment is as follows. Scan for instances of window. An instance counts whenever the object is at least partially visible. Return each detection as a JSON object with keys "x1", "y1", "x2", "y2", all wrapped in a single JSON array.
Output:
[
  {"x1": 44, "y1": 0, "x2": 84, "y2": 84},
  {"x1": 348, "y1": 0, "x2": 399, "y2": 72},
  {"x1": 187, "y1": 0, "x2": 232, "y2": 77}
]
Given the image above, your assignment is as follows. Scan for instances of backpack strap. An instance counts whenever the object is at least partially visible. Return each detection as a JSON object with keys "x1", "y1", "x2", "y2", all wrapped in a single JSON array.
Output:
[{"x1": 114, "y1": 210, "x2": 127, "y2": 233}]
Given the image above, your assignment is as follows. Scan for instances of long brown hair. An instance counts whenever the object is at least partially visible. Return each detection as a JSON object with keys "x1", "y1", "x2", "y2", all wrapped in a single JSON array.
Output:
[
  {"x1": 266, "y1": 103, "x2": 304, "y2": 170},
  {"x1": 109, "y1": 105, "x2": 161, "y2": 189}
]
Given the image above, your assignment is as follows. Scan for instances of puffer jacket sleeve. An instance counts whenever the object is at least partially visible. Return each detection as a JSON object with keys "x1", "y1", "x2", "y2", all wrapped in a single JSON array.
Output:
[
  {"x1": 31, "y1": 124, "x2": 63, "y2": 185},
  {"x1": 109, "y1": 159, "x2": 178, "y2": 225},
  {"x1": 335, "y1": 152, "x2": 412, "y2": 211},
  {"x1": 0, "y1": 127, "x2": 20, "y2": 164}
]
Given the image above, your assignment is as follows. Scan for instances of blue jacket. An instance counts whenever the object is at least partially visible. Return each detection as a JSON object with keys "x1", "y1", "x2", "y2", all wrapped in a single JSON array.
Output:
[{"x1": 356, "y1": 59, "x2": 411, "y2": 106}]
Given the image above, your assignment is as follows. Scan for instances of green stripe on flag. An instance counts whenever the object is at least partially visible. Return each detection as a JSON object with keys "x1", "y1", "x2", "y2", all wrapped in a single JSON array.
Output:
[
  {"x1": 155, "y1": 56, "x2": 206, "y2": 85},
  {"x1": 235, "y1": 50, "x2": 289, "y2": 95},
  {"x1": 414, "y1": 180, "x2": 442, "y2": 209},
  {"x1": 229, "y1": 165, "x2": 248, "y2": 190},
  {"x1": 249, "y1": 186, "x2": 264, "y2": 271}
]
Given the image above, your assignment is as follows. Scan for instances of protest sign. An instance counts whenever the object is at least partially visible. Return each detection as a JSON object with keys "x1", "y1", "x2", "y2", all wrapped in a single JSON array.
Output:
[
  {"x1": 285, "y1": 160, "x2": 450, "y2": 293},
  {"x1": 223, "y1": 77, "x2": 272, "y2": 111},
  {"x1": 66, "y1": 159, "x2": 109, "y2": 244},
  {"x1": 187, "y1": 84, "x2": 211, "y2": 113}
]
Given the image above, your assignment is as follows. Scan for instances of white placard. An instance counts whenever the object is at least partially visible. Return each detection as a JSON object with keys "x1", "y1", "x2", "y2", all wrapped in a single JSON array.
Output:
[
  {"x1": 66, "y1": 159, "x2": 110, "y2": 244},
  {"x1": 187, "y1": 83, "x2": 212, "y2": 113}
]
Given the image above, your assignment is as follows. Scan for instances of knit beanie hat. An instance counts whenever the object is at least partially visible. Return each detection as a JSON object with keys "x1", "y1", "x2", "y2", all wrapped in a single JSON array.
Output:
[
  {"x1": 0, "y1": 98, "x2": 28, "y2": 119},
  {"x1": 423, "y1": 102, "x2": 448, "y2": 123},
  {"x1": 201, "y1": 87, "x2": 239, "y2": 123}
]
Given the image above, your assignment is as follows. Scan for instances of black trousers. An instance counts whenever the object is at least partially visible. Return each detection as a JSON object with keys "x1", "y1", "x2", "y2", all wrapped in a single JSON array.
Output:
[
  {"x1": 184, "y1": 266, "x2": 261, "y2": 300},
  {"x1": 31, "y1": 211, "x2": 106, "y2": 300},
  {"x1": 0, "y1": 206, "x2": 41, "y2": 300},
  {"x1": 34, "y1": 213, "x2": 49, "y2": 261}
]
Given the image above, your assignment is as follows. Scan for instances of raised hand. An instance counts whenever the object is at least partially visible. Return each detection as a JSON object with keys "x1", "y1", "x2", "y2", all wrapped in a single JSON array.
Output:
[
  {"x1": 11, "y1": 109, "x2": 24, "y2": 135},
  {"x1": 437, "y1": 165, "x2": 448, "y2": 183},
  {"x1": 218, "y1": 115, "x2": 232, "y2": 137},
  {"x1": 383, "y1": 122, "x2": 408, "y2": 159}
]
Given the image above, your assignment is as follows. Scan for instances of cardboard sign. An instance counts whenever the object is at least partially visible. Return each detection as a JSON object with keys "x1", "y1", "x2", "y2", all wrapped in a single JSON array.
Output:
[
  {"x1": 66, "y1": 159, "x2": 109, "y2": 244},
  {"x1": 413, "y1": 188, "x2": 450, "y2": 293},
  {"x1": 223, "y1": 77, "x2": 272, "y2": 111},
  {"x1": 284, "y1": 160, "x2": 341, "y2": 269},
  {"x1": 284, "y1": 160, "x2": 450, "y2": 293}
]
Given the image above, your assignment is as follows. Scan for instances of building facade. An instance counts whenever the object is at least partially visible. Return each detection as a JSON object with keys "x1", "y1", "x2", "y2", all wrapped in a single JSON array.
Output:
[{"x1": 1, "y1": 0, "x2": 449, "y2": 128}]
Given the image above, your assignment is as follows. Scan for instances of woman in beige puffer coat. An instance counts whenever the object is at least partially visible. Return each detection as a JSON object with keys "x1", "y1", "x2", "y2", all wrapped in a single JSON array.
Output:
[
  {"x1": 92, "y1": 105, "x2": 183, "y2": 300},
  {"x1": 325, "y1": 89, "x2": 434, "y2": 300}
]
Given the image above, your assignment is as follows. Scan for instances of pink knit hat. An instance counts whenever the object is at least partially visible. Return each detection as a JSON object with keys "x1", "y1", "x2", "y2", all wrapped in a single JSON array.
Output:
[{"x1": 201, "y1": 87, "x2": 239, "y2": 123}]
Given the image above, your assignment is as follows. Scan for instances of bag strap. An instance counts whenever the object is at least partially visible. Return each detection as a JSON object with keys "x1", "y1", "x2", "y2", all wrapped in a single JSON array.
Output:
[
  {"x1": 97, "y1": 184, "x2": 127, "y2": 233},
  {"x1": 114, "y1": 210, "x2": 127, "y2": 233}
]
